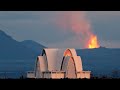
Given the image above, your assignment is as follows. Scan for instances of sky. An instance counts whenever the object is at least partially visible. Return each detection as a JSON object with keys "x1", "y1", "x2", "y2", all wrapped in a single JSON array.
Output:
[{"x1": 0, "y1": 11, "x2": 120, "y2": 49}]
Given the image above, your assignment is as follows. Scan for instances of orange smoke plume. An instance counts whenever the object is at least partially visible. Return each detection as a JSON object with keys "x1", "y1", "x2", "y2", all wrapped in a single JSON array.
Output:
[{"x1": 55, "y1": 11, "x2": 100, "y2": 49}]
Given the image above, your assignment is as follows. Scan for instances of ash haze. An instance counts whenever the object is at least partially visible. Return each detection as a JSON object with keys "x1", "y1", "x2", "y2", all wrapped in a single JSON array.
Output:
[{"x1": 0, "y1": 11, "x2": 120, "y2": 49}]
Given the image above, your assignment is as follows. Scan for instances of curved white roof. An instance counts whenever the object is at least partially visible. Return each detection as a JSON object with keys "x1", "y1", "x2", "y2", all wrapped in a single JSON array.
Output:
[
  {"x1": 43, "y1": 48, "x2": 66, "y2": 71},
  {"x1": 37, "y1": 56, "x2": 48, "y2": 71},
  {"x1": 61, "y1": 56, "x2": 83, "y2": 72},
  {"x1": 39, "y1": 48, "x2": 83, "y2": 71}
]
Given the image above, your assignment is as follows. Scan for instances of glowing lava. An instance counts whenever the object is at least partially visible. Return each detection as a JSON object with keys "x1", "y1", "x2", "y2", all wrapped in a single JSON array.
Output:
[
  {"x1": 54, "y1": 11, "x2": 100, "y2": 48},
  {"x1": 88, "y1": 35, "x2": 100, "y2": 49}
]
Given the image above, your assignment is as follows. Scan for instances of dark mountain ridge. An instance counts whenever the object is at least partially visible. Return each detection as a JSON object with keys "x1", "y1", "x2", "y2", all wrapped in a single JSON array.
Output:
[
  {"x1": 76, "y1": 47, "x2": 120, "y2": 77},
  {"x1": 0, "y1": 30, "x2": 45, "y2": 59}
]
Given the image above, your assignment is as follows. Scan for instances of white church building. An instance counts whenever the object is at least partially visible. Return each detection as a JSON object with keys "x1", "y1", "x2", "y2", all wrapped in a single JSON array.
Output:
[{"x1": 27, "y1": 48, "x2": 91, "y2": 79}]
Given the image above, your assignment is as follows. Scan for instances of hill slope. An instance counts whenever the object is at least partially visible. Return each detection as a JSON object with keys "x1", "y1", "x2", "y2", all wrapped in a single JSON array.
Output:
[
  {"x1": 0, "y1": 30, "x2": 45, "y2": 59},
  {"x1": 76, "y1": 47, "x2": 120, "y2": 77},
  {"x1": 21, "y1": 40, "x2": 46, "y2": 54}
]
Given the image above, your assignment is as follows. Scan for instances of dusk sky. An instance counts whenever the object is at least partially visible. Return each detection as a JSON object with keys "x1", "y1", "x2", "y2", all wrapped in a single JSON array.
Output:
[{"x1": 0, "y1": 11, "x2": 120, "y2": 49}]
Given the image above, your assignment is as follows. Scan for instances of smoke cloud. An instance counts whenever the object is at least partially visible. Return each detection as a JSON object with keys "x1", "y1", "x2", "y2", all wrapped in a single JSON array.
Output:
[{"x1": 54, "y1": 11, "x2": 98, "y2": 48}]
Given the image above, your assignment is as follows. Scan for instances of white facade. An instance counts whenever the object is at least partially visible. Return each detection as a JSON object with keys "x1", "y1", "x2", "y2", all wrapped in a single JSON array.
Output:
[{"x1": 27, "y1": 48, "x2": 91, "y2": 79}]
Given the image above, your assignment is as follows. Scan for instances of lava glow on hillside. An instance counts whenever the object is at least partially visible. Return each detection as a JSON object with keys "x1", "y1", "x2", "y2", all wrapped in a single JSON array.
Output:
[{"x1": 87, "y1": 35, "x2": 100, "y2": 49}]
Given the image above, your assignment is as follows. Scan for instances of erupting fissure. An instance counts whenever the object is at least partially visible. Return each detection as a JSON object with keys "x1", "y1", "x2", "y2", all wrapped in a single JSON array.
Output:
[{"x1": 88, "y1": 35, "x2": 100, "y2": 49}]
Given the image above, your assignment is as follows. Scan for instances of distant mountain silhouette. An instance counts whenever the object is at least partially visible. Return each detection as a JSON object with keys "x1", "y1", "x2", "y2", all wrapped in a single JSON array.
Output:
[
  {"x1": 21, "y1": 40, "x2": 46, "y2": 54},
  {"x1": 76, "y1": 47, "x2": 120, "y2": 77},
  {"x1": 0, "y1": 30, "x2": 45, "y2": 60}
]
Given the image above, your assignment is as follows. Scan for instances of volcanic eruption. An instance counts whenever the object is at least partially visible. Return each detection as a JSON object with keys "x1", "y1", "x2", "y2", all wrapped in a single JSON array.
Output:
[
  {"x1": 55, "y1": 11, "x2": 100, "y2": 49},
  {"x1": 87, "y1": 34, "x2": 100, "y2": 49}
]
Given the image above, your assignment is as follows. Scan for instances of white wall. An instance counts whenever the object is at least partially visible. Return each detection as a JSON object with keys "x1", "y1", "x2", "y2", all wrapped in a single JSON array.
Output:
[
  {"x1": 51, "y1": 72, "x2": 65, "y2": 79},
  {"x1": 77, "y1": 71, "x2": 91, "y2": 79},
  {"x1": 27, "y1": 71, "x2": 35, "y2": 78}
]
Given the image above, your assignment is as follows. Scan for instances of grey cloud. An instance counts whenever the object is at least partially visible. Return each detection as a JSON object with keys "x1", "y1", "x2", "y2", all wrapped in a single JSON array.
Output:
[
  {"x1": 0, "y1": 17, "x2": 75, "y2": 44},
  {"x1": 87, "y1": 12, "x2": 120, "y2": 39}
]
